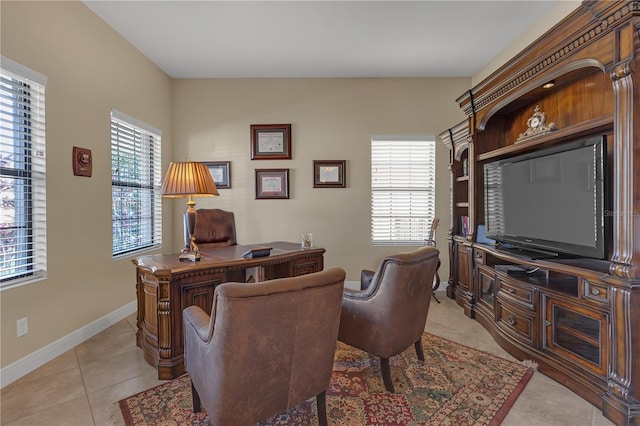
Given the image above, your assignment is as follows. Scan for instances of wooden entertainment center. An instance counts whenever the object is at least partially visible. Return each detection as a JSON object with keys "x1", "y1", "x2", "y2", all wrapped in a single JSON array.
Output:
[{"x1": 439, "y1": 2, "x2": 639, "y2": 425}]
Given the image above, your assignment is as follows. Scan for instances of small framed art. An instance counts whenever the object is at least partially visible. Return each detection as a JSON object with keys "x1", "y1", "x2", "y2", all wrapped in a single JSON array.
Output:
[
  {"x1": 204, "y1": 161, "x2": 231, "y2": 189},
  {"x1": 255, "y1": 168, "x2": 289, "y2": 199},
  {"x1": 313, "y1": 160, "x2": 346, "y2": 188},
  {"x1": 250, "y1": 124, "x2": 292, "y2": 160}
]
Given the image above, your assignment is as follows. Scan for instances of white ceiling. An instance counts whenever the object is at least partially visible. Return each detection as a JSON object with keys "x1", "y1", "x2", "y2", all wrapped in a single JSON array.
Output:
[{"x1": 83, "y1": 1, "x2": 560, "y2": 79}]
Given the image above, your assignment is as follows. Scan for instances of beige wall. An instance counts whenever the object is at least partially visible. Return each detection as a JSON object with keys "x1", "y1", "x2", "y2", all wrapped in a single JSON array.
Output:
[
  {"x1": 171, "y1": 78, "x2": 469, "y2": 280},
  {"x1": 0, "y1": 1, "x2": 173, "y2": 367},
  {"x1": 472, "y1": 0, "x2": 581, "y2": 86}
]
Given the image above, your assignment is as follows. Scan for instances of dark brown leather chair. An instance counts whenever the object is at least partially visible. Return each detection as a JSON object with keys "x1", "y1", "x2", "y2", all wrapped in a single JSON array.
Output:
[
  {"x1": 183, "y1": 267, "x2": 346, "y2": 426},
  {"x1": 186, "y1": 208, "x2": 237, "y2": 250},
  {"x1": 338, "y1": 246, "x2": 440, "y2": 393}
]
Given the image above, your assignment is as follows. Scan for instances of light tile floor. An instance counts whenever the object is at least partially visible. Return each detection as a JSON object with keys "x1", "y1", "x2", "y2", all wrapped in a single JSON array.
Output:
[{"x1": 1, "y1": 292, "x2": 616, "y2": 425}]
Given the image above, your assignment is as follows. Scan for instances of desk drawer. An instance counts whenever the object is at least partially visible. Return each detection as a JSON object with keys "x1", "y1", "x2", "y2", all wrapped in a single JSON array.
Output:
[{"x1": 291, "y1": 256, "x2": 323, "y2": 276}]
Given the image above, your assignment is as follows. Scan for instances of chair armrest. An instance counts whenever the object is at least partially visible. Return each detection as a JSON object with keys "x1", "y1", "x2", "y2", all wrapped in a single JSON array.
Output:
[
  {"x1": 183, "y1": 305, "x2": 211, "y2": 341},
  {"x1": 360, "y1": 269, "x2": 375, "y2": 290}
]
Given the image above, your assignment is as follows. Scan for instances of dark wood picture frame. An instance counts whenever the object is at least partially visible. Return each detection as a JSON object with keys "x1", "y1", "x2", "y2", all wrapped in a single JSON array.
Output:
[
  {"x1": 313, "y1": 160, "x2": 346, "y2": 188},
  {"x1": 255, "y1": 168, "x2": 289, "y2": 199},
  {"x1": 204, "y1": 161, "x2": 231, "y2": 189},
  {"x1": 250, "y1": 124, "x2": 292, "y2": 160}
]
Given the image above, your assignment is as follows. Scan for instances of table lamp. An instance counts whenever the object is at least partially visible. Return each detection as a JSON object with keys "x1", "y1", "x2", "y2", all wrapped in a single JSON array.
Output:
[{"x1": 161, "y1": 160, "x2": 219, "y2": 261}]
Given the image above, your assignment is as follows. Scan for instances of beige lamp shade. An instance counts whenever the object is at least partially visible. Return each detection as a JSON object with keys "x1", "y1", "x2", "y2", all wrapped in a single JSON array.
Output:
[{"x1": 161, "y1": 161, "x2": 219, "y2": 198}]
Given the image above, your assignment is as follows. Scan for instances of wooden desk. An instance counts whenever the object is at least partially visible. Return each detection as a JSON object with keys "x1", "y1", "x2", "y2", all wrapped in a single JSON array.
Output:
[{"x1": 132, "y1": 241, "x2": 325, "y2": 379}]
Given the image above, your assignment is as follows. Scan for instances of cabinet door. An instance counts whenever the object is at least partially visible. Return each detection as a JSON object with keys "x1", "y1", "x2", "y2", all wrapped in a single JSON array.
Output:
[
  {"x1": 476, "y1": 265, "x2": 496, "y2": 314},
  {"x1": 456, "y1": 243, "x2": 472, "y2": 293},
  {"x1": 141, "y1": 275, "x2": 159, "y2": 348},
  {"x1": 542, "y1": 294, "x2": 608, "y2": 377}
]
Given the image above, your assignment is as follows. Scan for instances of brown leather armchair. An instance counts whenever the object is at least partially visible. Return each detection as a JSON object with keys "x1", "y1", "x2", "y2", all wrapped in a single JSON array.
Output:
[
  {"x1": 338, "y1": 246, "x2": 440, "y2": 393},
  {"x1": 186, "y1": 208, "x2": 237, "y2": 250},
  {"x1": 183, "y1": 267, "x2": 346, "y2": 426}
]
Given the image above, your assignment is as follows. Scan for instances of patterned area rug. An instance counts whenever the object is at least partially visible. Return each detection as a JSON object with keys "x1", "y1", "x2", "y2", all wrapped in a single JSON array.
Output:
[{"x1": 119, "y1": 333, "x2": 533, "y2": 425}]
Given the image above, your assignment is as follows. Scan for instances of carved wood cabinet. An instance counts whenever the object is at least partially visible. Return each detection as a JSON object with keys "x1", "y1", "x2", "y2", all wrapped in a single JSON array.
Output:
[{"x1": 439, "y1": 2, "x2": 640, "y2": 424}]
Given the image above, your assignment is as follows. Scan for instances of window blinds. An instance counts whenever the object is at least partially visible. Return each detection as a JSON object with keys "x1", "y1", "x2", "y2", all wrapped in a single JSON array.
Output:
[
  {"x1": 371, "y1": 137, "x2": 436, "y2": 245},
  {"x1": 0, "y1": 58, "x2": 47, "y2": 289},
  {"x1": 111, "y1": 110, "x2": 162, "y2": 256}
]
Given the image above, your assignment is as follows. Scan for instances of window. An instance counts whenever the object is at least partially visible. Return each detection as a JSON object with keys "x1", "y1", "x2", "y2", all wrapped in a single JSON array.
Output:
[
  {"x1": 0, "y1": 57, "x2": 47, "y2": 290},
  {"x1": 371, "y1": 136, "x2": 436, "y2": 245},
  {"x1": 111, "y1": 110, "x2": 162, "y2": 257}
]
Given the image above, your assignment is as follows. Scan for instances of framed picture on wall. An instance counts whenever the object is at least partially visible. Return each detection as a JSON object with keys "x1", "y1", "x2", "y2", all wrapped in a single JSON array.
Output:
[
  {"x1": 313, "y1": 160, "x2": 346, "y2": 188},
  {"x1": 250, "y1": 124, "x2": 292, "y2": 160},
  {"x1": 204, "y1": 161, "x2": 231, "y2": 189},
  {"x1": 255, "y1": 168, "x2": 289, "y2": 199}
]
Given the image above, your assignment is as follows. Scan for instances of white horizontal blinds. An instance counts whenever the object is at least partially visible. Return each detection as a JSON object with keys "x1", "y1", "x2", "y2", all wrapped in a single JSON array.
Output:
[
  {"x1": 0, "y1": 59, "x2": 47, "y2": 289},
  {"x1": 111, "y1": 110, "x2": 162, "y2": 256},
  {"x1": 371, "y1": 137, "x2": 436, "y2": 245},
  {"x1": 484, "y1": 163, "x2": 505, "y2": 236}
]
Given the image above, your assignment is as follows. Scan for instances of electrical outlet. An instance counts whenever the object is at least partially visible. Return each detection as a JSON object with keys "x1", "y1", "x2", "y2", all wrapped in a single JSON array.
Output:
[{"x1": 16, "y1": 317, "x2": 28, "y2": 337}]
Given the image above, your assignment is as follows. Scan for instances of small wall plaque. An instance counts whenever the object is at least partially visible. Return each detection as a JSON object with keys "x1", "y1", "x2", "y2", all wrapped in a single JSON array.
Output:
[{"x1": 72, "y1": 146, "x2": 92, "y2": 177}]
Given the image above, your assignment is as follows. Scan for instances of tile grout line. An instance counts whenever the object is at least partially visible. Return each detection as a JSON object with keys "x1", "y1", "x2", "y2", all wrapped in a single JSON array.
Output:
[{"x1": 75, "y1": 346, "x2": 97, "y2": 426}]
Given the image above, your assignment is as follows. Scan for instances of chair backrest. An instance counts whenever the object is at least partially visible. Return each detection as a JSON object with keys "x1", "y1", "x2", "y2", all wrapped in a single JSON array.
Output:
[
  {"x1": 185, "y1": 267, "x2": 345, "y2": 425},
  {"x1": 188, "y1": 208, "x2": 237, "y2": 249},
  {"x1": 341, "y1": 246, "x2": 440, "y2": 358}
]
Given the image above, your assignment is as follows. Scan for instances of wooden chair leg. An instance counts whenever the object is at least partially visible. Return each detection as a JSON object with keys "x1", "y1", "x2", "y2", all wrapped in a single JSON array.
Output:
[
  {"x1": 316, "y1": 391, "x2": 327, "y2": 426},
  {"x1": 191, "y1": 380, "x2": 202, "y2": 413},
  {"x1": 415, "y1": 338, "x2": 425, "y2": 361},
  {"x1": 380, "y1": 357, "x2": 395, "y2": 393}
]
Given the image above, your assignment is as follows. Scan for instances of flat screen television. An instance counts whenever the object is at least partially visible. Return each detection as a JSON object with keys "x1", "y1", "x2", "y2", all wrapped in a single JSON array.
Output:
[{"x1": 483, "y1": 135, "x2": 607, "y2": 259}]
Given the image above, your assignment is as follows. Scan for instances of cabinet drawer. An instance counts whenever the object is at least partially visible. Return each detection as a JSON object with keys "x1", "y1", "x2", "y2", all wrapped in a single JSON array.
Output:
[
  {"x1": 474, "y1": 249, "x2": 485, "y2": 265},
  {"x1": 497, "y1": 277, "x2": 536, "y2": 309},
  {"x1": 582, "y1": 279, "x2": 609, "y2": 306},
  {"x1": 497, "y1": 300, "x2": 537, "y2": 346}
]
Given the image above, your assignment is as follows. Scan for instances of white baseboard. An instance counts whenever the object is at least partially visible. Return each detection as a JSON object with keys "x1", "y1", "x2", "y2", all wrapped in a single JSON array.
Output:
[
  {"x1": 0, "y1": 300, "x2": 137, "y2": 389},
  {"x1": 345, "y1": 280, "x2": 360, "y2": 290},
  {"x1": 346, "y1": 281, "x2": 447, "y2": 291}
]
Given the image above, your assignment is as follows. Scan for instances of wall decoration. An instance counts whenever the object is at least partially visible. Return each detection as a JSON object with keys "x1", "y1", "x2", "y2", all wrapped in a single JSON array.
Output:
[
  {"x1": 250, "y1": 124, "x2": 292, "y2": 160},
  {"x1": 204, "y1": 161, "x2": 231, "y2": 189},
  {"x1": 255, "y1": 168, "x2": 289, "y2": 199},
  {"x1": 72, "y1": 146, "x2": 92, "y2": 177},
  {"x1": 313, "y1": 160, "x2": 346, "y2": 188}
]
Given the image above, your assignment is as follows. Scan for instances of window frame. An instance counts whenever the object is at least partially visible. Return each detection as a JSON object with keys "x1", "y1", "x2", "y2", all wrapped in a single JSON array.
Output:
[
  {"x1": 111, "y1": 109, "x2": 162, "y2": 258},
  {"x1": 370, "y1": 135, "x2": 436, "y2": 246},
  {"x1": 0, "y1": 57, "x2": 48, "y2": 290}
]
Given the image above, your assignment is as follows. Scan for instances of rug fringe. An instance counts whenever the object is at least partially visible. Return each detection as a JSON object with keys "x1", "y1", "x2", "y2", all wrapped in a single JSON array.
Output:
[{"x1": 520, "y1": 359, "x2": 538, "y2": 370}]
